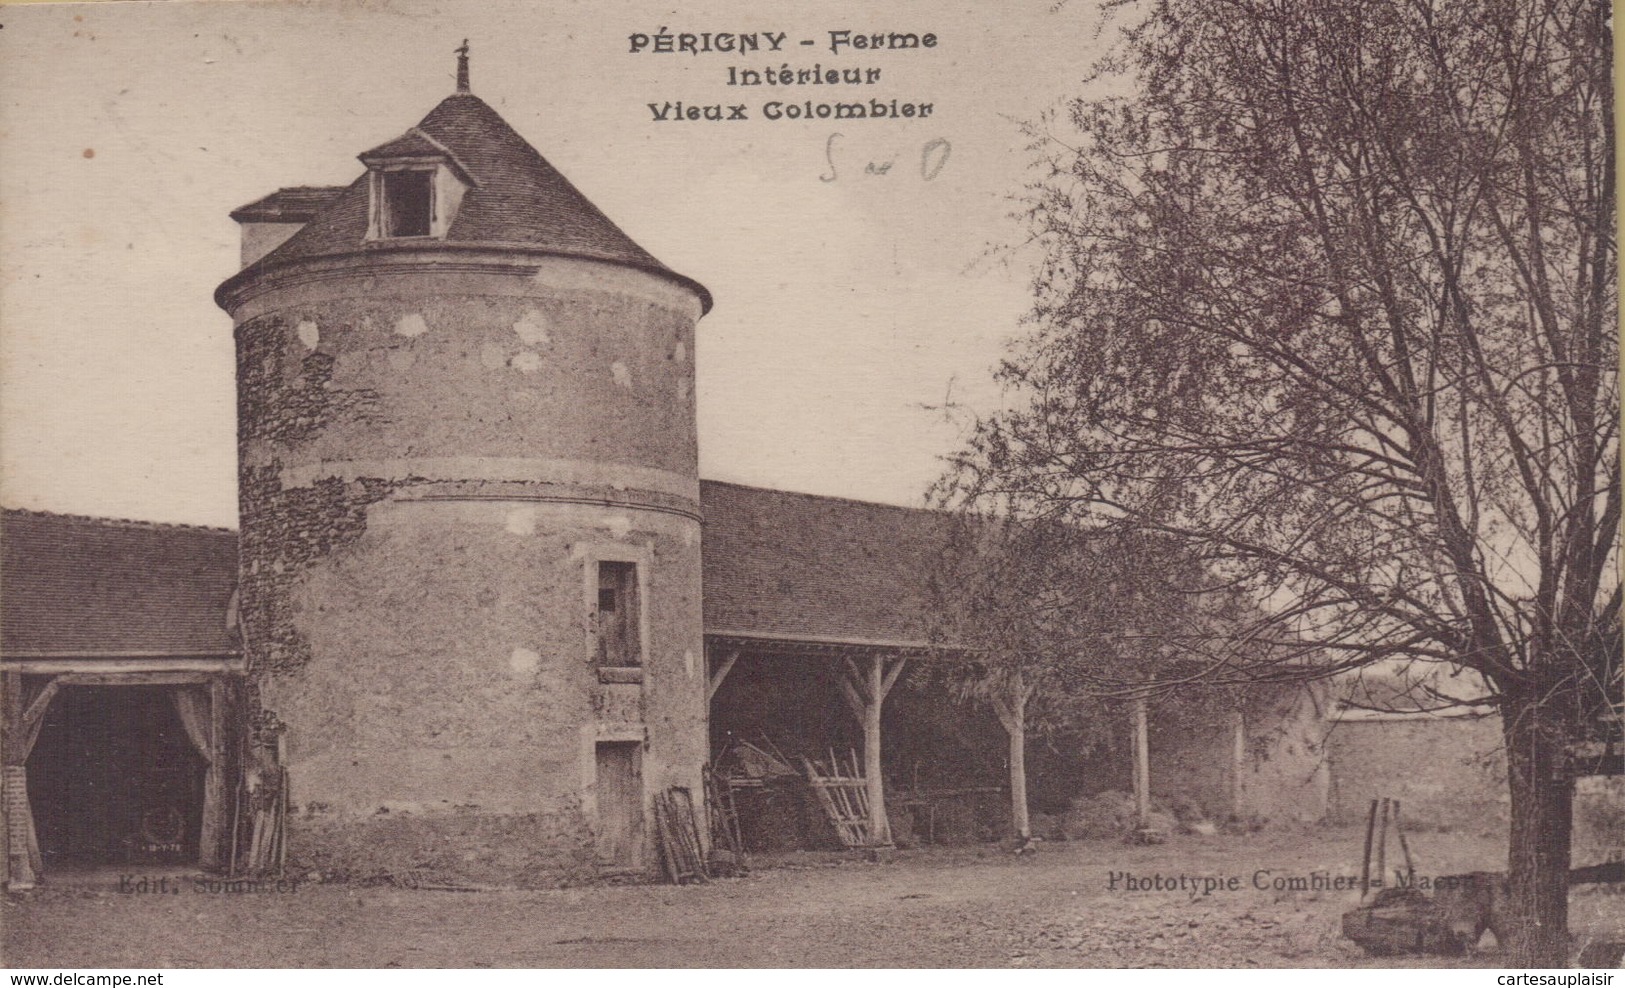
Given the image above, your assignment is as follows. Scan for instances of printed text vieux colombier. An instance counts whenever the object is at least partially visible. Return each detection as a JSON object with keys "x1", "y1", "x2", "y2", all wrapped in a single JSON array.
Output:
[{"x1": 631, "y1": 28, "x2": 938, "y2": 123}]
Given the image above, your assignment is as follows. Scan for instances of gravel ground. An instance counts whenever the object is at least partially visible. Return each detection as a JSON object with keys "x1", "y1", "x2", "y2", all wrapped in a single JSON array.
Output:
[{"x1": 4, "y1": 825, "x2": 1620, "y2": 968}]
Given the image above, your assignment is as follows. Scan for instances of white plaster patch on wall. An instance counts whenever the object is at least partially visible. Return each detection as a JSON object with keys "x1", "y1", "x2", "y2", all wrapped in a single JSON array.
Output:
[
  {"x1": 684, "y1": 649, "x2": 695, "y2": 677},
  {"x1": 681, "y1": 526, "x2": 696, "y2": 547},
  {"x1": 679, "y1": 378, "x2": 691, "y2": 400},
  {"x1": 387, "y1": 350, "x2": 416, "y2": 372},
  {"x1": 611, "y1": 361, "x2": 633, "y2": 389},
  {"x1": 511, "y1": 351, "x2": 542, "y2": 374},
  {"x1": 395, "y1": 312, "x2": 429, "y2": 338},
  {"x1": 479, "y1": 343, "x2": 507, "y2": 370},
  {"x1": 602, "y1": 515, "x2": 633, "y2": 538},
  {"x1": 509, "y1": 647, "x2": 541, "y2": 677},
  {"x1": 513, "y1": 309, "x2": 551, "y2": 345},
  {"x1": 296, "y1": 320, "x2": 320, "y2": 350},
  {"x1": 505, "y1": 507, "x2": 537, "y2": 536},
  {"x1": 673, "y1": 340, "x2": 686, "y2": 363}
]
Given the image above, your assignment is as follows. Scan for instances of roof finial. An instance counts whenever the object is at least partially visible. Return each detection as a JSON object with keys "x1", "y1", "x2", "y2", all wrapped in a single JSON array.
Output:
[{"x1": 455, "y1": 39, "x2": 471, "y2": 93}]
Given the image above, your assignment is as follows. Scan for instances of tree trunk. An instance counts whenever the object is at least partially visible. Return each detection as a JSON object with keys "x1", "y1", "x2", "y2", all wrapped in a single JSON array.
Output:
[
  {"x1": 1132, "y1": 696, "x2": 1150, "y2": 829},
  {"x1": 1007, "y1": 689, "x2": 1029, "y2": 840},
  {"x1": 1500, "y1": 688, "x2": 1575, "y2": 967},
  {"x1": 989, "y1": 674, "x2": 1032, "y2": 842}
]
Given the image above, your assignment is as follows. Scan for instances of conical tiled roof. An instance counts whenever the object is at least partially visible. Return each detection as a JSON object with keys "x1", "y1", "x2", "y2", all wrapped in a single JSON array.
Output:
[{"x1": 221, "y1": 92, "x2": 709, "y2": 311}]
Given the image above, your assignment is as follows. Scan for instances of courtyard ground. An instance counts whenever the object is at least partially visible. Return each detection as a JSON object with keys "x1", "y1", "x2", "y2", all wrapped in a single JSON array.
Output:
[{"x1": 4, "y1": 825, "x2": 1620, "y2": 968}]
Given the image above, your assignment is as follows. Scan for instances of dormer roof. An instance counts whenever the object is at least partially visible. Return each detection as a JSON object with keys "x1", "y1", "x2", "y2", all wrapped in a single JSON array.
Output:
[
  {"x1": 220, "y1": 90, "x2": 710, "y2": 312},
  {"x1": 357, "y1": 127, "x2": 477, "y2": 183}
]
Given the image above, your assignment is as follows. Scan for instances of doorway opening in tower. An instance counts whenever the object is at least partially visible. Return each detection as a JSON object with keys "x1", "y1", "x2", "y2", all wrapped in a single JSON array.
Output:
[
  {"x1": 26, "y1": 685, "x2": 207, "y2": 873},
  {"x1": 708, "y1": 653, "x2": 1010, "y2": 851}
]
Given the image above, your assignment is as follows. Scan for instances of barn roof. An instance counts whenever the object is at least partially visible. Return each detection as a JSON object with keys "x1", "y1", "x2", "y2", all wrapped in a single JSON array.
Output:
[
  {"x1": 0, "y1": 510, "x2": 240, "y2": 657},
  {"x1": 699, "y1": 481, "x2": 957, "y2": 649},
  {"x1": 220, "y1": 89, "x2": 710, "y2": 311},
  {"x1": 0, "y1": 484, "x2": 959, "y2": 657}
]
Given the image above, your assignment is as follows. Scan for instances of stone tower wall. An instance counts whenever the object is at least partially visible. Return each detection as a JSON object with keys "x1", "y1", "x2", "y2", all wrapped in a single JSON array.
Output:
[{"x1": 223, "y1": 253, "x2": 707, "y2": 885}]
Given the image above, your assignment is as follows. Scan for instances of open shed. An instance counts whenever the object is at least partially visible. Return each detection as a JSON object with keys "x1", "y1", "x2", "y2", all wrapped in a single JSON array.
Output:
[{"x1": 1, "y1": 510, "x2": 243, "y2": 887}]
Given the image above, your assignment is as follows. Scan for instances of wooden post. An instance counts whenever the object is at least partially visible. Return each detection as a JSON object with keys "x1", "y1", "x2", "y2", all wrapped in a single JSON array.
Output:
[
  {"x1": 1360, "y1": 797, "x2": 1379, "y2": 899},
  {"x1": 1393, "y1": 799, "x2": 1415, "y2": 887},
  {"x1": 2, "y1": 672, "x2": 45, "y2": 889},
  {"x1": 200, "y1": 678, "x2": 227, "y2": 871},
  {"x1": 1, "y1": 673, "x2": 19, "y2": 889},
  {"x1": 1374, "y1": 797, "x2": 1390, "y2": 890},
  {"x1": 842, "y1": 653, "x2": 905, "y2": 846},
  {"x1": 863, "y1": 654, "x2": 890, "y2": 845},
  {"x1": 1132, "y1": 695, "x2": 1150, "y2": 829}
]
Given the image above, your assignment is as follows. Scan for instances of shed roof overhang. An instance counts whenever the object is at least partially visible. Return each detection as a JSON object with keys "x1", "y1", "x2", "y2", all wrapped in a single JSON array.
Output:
[
  {"x1": 705, "y1": 629, "x2": 964, "y2": 658},
  {"x1": 1, "y1": 651, "x2": 245, "y2": 675}
]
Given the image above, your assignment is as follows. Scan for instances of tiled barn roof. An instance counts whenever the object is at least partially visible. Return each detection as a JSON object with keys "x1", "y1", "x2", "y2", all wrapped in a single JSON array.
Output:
[
  {"x1": 223, "y1": 91, "x2": 710, "y2": 311},
  {"x1": 1, "y1": 510, "x2": 240, "y2": 656},
  {"x1": 699, "y1": 481, "x2": 957, "y2": 648},
  {"x1": 1, "y1": 484, "x2": 956, "y2": 656}
]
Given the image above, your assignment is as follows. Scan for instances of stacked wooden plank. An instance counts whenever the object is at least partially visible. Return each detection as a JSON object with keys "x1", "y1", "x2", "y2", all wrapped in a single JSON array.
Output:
[
  {"x1": 802, "y1": 750, "x2": 874, "y2": 847},
  {"x1": 230, "y1": 710, "x2": 289, "y2": 877},
  {"x1": 653, "y1": 787, "x2": 709, "y2": 884},
  {"x1": 234, "y1": 766, "x2": 287, "y2": 876},
  {"x1": 703, "y1": 767, "x2": 747, "y2": 870}
]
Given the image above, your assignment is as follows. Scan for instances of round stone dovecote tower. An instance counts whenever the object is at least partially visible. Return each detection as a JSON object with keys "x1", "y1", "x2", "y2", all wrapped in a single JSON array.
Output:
[{"x1": 216, "y1": 53, "x2": 711, "y2": 883}]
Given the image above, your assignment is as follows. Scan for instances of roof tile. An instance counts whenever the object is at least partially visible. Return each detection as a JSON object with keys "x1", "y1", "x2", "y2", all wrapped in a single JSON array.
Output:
[
  {"x1": 232, "y1": 92, "x2": 709, "y2": 310},
  {"x1": 1, "y1": 510, "x2": 240, "y2": 656},
  {"x1": 699, "y1": 481, "x2": 954, "y2": 646}
]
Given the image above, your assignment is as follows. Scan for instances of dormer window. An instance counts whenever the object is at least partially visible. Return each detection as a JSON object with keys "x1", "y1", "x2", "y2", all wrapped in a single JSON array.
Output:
[
  {"x1": 360, "y1": 127, "x2": 475, "y2": 241},
  {"x1": 380, "y1": 169, "x2": 434, "y2": 237}
]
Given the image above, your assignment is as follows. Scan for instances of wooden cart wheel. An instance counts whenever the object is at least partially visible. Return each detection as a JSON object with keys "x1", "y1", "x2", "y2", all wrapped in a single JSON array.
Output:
[{"x1": 139, "y1": 805, "x2": 185, "y2": 846}]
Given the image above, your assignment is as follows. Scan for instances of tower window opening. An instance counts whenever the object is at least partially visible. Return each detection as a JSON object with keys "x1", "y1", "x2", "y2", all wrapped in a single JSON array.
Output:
[
  {"x1": 380, "y1": 170, "x2": 433, "y2": 237},
  {"x1": 595, "y1": 561, "x2": 641, "y2": 668}
]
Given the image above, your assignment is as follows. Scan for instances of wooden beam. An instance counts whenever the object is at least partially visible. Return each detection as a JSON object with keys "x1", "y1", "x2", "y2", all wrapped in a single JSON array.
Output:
[
  {"x1": 707, "y1": 650, "x2": 739, "y2": 703},
  {"x1": 20, "y1": 679, "x2": 60, "y2": 731},
  {"x1": 879, "y1": 656, "x2": 906, "y2": 700},
  {"x1": 839, "y1": 678, "x2": 867, "y2": 722},
  {"x1": 842, "y1": 657, "x2": 864, "y2": 692},
  {"x1": 57, "y1": 672, "x2": 214, "y2": 687},
  {"x1": 0, "y1": 656, "x2": 243, "y2": 674},
  {"x1": 2, "y1": 673, "x2": 21, "y2": 762}
]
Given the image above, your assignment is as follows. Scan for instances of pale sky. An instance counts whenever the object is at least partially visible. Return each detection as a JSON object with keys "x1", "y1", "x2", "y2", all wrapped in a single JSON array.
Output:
[{"x1": 0, "y1": 0, "x2": 1104, "y2": 528}]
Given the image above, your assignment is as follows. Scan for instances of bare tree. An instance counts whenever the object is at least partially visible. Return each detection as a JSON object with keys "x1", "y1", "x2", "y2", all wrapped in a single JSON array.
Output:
[
  {"x1": 928, "y1": 518, "x2": 1233, "y2": 840},
  {"x1": 928, "y1": 518, "x2": 1106, "y2": 842},
  {"x1": 945, "y1": 0, "x2": 1618, "y2": 965}
]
